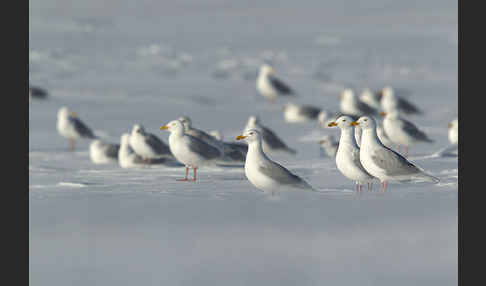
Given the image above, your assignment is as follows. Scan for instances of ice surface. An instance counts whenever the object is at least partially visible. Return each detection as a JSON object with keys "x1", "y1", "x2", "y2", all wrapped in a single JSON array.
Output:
[{"x1": 29, "y1": 0, "x2": 457, "y2": 285}]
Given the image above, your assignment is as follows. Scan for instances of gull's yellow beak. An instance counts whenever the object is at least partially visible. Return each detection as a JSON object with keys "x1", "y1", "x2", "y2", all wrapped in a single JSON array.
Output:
[
  {"x1": 328, "y1": 122, "x2": 337, "y2": 127},
  {"x1": 70, "y1": 112, "x2": 78, "y2": 118},
  {"x1": 448, "y1": 123, "x2": 452, "y2": 128},
  {"x1": 160, "y1": 125, "x2": 169, "y2": 130},
  {"x1": 379, "y1": 111, "x2": 387, "y2": 117},
  {"x1": 235, "y1": 135, "x2": 246, "y2": 140},
  {"x1": 350, "y1": 121, "x2": 359, "y2": 126},
  {"x1": 339, "y1": 92, "x2": 344, "y2": 99}
]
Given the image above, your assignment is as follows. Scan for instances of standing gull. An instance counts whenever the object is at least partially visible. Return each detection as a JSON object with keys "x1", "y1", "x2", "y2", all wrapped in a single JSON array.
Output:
[
  {"x1": 282, "y1": 103, "x2": 321, "y2": 123},
  {"x1": 244, "y1": 115, "x2": 297, "y2": 155},
  {"x1": 257, "y1": 64, "x2": 296, "y2": 103},
  {"x1": 379, "y1": 86, "x2": 422, "y2": 115},
  {"x1": 89, "y1": 140, "x2": 120, "y2": 164},
  {"x1": 339, "y1": 88, "x2": 378, "y2": 117},
  {"x1": 381, "y1": 110, "x2": 433, "y2": 157},
  {"x1": 129, "y1": 124, "x2": 172, "y2": 163},
  {"x1": 57, "y1": 106, "x2": 97, "y2": 151},
  {"x1": 448, "y1": 118, "x2": 458, "y2": 145},
  {"x1": 351, "y1": 116, "x2": 439, "y2": 192},
  {"x1": 328, "y1": 116, "x2": 375, "y2": 191},
  {"x1": 236, "y1": 129, "x2": 314, "y2": 193},
  {"x1": 161, "y1": 120, "x2": 221, "y2": 181}
]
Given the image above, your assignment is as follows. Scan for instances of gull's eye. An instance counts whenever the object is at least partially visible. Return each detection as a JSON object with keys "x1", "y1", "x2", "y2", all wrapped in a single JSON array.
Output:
[
  {"x1": 364, "y1": 119, "x2": 368, "y2": 121},
  {"x1": 343, "y1": 119, "x2": 346, "y2": 122}
]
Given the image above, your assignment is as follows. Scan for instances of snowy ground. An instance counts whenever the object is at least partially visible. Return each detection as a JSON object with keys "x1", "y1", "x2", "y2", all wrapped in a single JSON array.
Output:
[{"x1": 29, "y1": 0, "x2": 457, "y2": 285}]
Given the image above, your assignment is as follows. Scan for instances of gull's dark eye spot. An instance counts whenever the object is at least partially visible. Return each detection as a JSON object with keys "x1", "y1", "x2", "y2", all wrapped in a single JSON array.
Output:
[
  {"x1": 364, "y1": 119, "x2": 368, "y2": 121},
  {"x1": 343, "y1": 119, "x2": 346, "y2": 122}
]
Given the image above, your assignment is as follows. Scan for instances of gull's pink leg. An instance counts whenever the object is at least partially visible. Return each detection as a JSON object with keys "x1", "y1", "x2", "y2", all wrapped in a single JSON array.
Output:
[
  {"x1": 69, "y1": 139, "x2": 76, "y2": 151},
  {"x1": 359, "y1": 184, "x2": 363, "y2": 192},
  {"x1": 176, "y1": 167, "x2": 189, "y2": 181},
  {"x1": 405, "y1": 146, "x2": 408, "y2": 158},
  {"x1": 192, "y1": 167, "x2": 197, "y2": 181},
  {"x1": 397, "y1": 144, "x2": 401, "y2": 154},
  {"x1": 382, "y1": 181, "x2": 388, "y2": 192}
]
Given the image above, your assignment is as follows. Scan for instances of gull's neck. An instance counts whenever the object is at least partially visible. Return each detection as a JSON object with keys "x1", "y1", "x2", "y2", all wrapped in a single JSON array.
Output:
[
  {"x1": 247, "y1": 139, "x2": 268, "y2": 162},
  {"x1": 339, "y1": 127, "x2": 358, "y2": 148},
  {"x1": 361, "y1": 127, "x2": 382, "y2": 150}
]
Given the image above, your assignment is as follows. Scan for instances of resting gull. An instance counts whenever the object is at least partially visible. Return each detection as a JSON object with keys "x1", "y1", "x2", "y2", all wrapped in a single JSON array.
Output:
[
  {"x1": 236, "y1": 129, "x2": 314, "y2": 193},
  {"x1": 351, "y1": 116, "x2": 439, "y2": 192},
  {"x1": 118, "y1": 133, "x2": 147, "y2": 168},
  {"x1": 282, "y1": 103, "x2": 321, "y2": 123},
  {"x1": 379, "y1": 86, "x2": 421, "y2": 115},
  {"x1": 244, "y1": 115, "x2": 296, "y2": 155},
  {"x1": 328, "y1": 116, "x2": 376, "y2": 191},
  {"x1": 339, "y1": 88, "x2": 378, "y2": 117},
  {"x1": 57, "y1": 106, "x2": 97, "y2": 151},
  {"x1": 89, "y1": 140, "x2": 120, "y2": 164},
  {"x1": 381, "y1": 110, "x2": 433, "y2": 157},
  {"x1": 129, "y1": 124, "x2": 172, "y2": 163},
  {"x1": 257, "y1": 64, "x2": 296, "y2": 103},
  {"x1": 161, "y1": 120, "x2": 221, "y2": 181}
]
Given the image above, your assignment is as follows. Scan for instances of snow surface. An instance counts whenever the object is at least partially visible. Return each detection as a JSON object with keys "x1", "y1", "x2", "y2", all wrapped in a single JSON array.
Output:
[{"x1": 29, "y1": 0, "x2": 457, "y2": 285}]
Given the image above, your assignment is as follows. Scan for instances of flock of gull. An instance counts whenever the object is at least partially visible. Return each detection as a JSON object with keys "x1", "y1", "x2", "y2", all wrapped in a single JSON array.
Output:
[{"x1": 32, "y1": 63, "x2": 458, "y2": 193}]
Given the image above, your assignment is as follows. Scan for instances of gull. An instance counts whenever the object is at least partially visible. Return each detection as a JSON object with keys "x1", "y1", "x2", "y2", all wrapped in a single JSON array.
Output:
[
  {"x1": 317, "y1": 110, "x2": 336, "y2": 128},
  {"x1": 328, "y1": 116, "x2": 376, "y2": 191},
  {"x1": 236, "y1": 129, "x2": 314, "y2": 193},
  {"x1": 178, "y1": 116, "x2": 245, "y2": 162},
  {"x1": 381, "y1": 110, "x2": 434, "y2": 157},
  {"x1": 257, "y1": 64, "x2": 296, "y2": 103},
  {"x1": 339, "y1": 88, "x2": 378, "y2": 117},
  {"x1": 244, "y1": 115, "x2": 297, "y2": 155},
  {"x1": 379, "y1": 86, "x2": 422, "y2": 115},
  {"x1": 448, "y1": 118, "x2": 458, "y2": 145},
  {"x1": 318, "y1": 135, "x2": 338, "y2": 158},
  {"x1": 282, "y1": 103, "x2": 321, "y2": 123},
  {"x1": 359, "y1": 88, "x2": 381, "y2": 109},
  {"x1": 161, "y1": 120, "x2": 221, "y2": 181},
  {"x1": 351, "y1": 116, "x2": 439, "y2": 191},
  {"x1": 129, "y1": 124, "x2": 172, "y2": 163},
  {"x1": 89, "y1": 140, "x2": 120, "y2": 164},
  {"x1": 57, "y1": 106, "x2": 97, "y2": 151}
]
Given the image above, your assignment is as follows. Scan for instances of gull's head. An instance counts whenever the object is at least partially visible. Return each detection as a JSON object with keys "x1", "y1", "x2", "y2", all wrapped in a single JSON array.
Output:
[
  {"x1": 131, "y1": 124, "x2": 145, "y2": 135},
  {"x1": 247, "y1": 115, "x2": 259, "y2": 127},
  {"x1": 120, "y1": 133, "x2": 131, "y2": 145},
  {"x1": 236, "y1": 129, "x2": 261, "y2": 143},
  {"x1": 160, "y1": 120, "x2": 184, "y2": 133},
  {"x1": 58, "y1": 106, "x2": 71, "y2": 118},
  {"x1": 259, "y1": 64, "x2": 275, "y2": 76},
  {"x1": 352, "y1": 116, "x2": 376, "y2": 130},
  {"x1": 449, "y1": 118, "x2": 458, "y2": 129},
  {"x1": 381, "y1": 86, "x2": 394, "y2": 98},
  {"x1": 328, "y1": 115, "x2": 354, "y2": 130},
  {"x1": 178, "y1": 116, "x2": 192, "y2": 130},
  {"x1": 340, "y1": 88, "x2": 354, "y2": 101}
]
